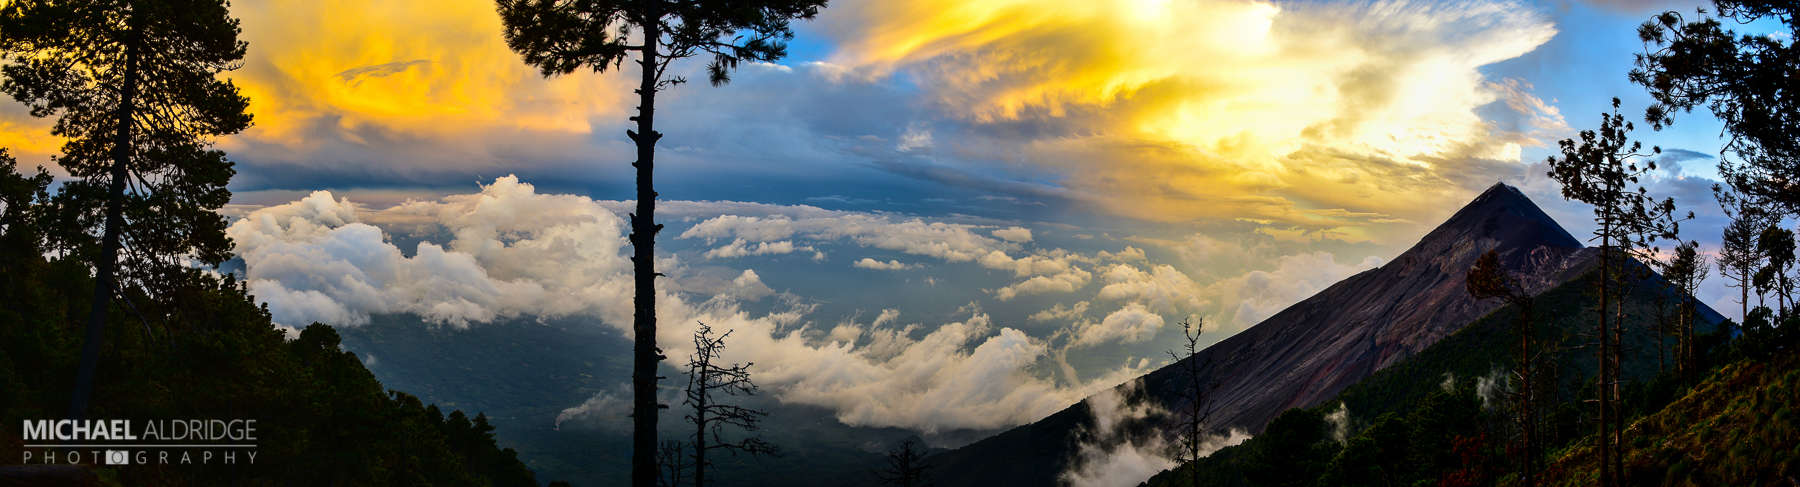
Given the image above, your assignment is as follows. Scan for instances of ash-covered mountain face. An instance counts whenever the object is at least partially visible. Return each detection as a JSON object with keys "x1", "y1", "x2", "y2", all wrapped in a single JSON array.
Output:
[
  {"x1": 1172, "y1": 182, "x2": 1600, "y2": 430},
  {"x1": 929, "y1": 183, "x2": 1604, "y2": 486}
]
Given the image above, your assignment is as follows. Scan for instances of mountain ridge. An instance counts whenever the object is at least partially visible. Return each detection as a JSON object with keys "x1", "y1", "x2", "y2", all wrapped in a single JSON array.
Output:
[
  {"x1": 929, "y1": 182, "x2": 1605, "y2": 486},
  {"x1": 1154, "y1": 182, "x2": 1595, "y2": 430}
]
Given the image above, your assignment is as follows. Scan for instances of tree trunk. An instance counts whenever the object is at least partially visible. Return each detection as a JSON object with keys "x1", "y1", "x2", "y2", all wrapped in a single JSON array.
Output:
[
  {"x1": 1780, "y1": 274, "x2": 1790, "y2": 317},
  {"x1": 1189, "y1": 384, "x2": 1199, "y2": 487},
  {"x1": 1188, "y1": 411, "x2": 1198, "y2": 487},
  {"x1": 69, "y1": 16, "x2": 139, "y2": 420},
  {"x1": 1655, "y1": 302, "x2": 1666, "y2": 375},
  {"x1": 1681, "y1": 295, "x2": 1694, "y2": 379},
  {"x1": 694, "y1": 371, "x2": 707, "y2": 487},
  {"x1": 1518, "y1": 298, "x2": 1536, "y2": 487},
  {"x1": 629, "y1": 3, "x2": 664, "y2": 486},
  {"x1": 1611, "y1": 287, "x2": 1624, "y2": 484},
  {"x1": 1675, "y1": 298, "x2": 1684, "y2": 378},
  {"x1": 1597, "y1": 237, "x2": 1612, "y2": 487}
]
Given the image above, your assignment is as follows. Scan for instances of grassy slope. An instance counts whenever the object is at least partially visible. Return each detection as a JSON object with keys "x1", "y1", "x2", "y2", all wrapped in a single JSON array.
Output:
[{"x1": 1537, "y1": 352, "x2": 1800, "y2": 486}]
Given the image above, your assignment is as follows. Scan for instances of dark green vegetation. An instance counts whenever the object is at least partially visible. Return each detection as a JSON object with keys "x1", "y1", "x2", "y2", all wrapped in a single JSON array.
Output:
[
  {"x1": 492, "y1": 0, "x2": 830, "y2": 483},
  {"x1": 1538, "y1": 346, "x2": 1800, "y2": 485},
  {"x1": 1144, "y1": 267, "x2": 1739, "y2": 487},
  {"x1": 0, "y1": 0, "x2": 253, "y2": 418},
  {"x1": 0, "y1": 161, "x2": 538, "y2": 485}
]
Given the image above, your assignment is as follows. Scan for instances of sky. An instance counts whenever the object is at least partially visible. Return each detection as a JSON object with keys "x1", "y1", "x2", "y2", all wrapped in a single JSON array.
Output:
[{"x1": 0, "y1": 0, "x2": 1765, "y2": 445}]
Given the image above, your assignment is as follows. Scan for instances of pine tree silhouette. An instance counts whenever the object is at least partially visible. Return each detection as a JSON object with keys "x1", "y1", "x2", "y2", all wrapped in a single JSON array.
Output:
[
  {"x1": 492, "y1": 2, "x2": 826, "y2": 483},
  {"x1": 1545, "y1": 97, "x2": 1684, "y2": 487},
  {"x1": 0, "y1": 0, "x2": 252, "y2": 419},
  {"x1": 1466, "y1": 249, "x2": 1542, "y2": 486},
  {"x1": 1634, "y1": 1, "x2": 1800, "y2": 214},
  {"x1": 875, "y1": 438, "x2": 930, "y2": 487}
]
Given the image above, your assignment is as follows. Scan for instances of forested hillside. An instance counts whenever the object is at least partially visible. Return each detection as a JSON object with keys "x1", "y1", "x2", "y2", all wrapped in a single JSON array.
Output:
[
  {"x1": 0, "y1": 162, "x2": 542, "y2": 485},
  {"x1": 1537, "y1": 346, "x2": 1800, "y2": 485}
]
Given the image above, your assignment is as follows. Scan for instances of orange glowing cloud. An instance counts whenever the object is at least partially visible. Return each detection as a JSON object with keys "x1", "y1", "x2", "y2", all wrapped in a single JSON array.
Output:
[
  {"x1": 0, "y1": 114, "x2": 59, "y2": 168},
  {"x1": 1, "y1": 0, "x2": 635, "y2": 173},
  {"x1": 224, "y1": 0, "x2": 631, "y2": 150}
]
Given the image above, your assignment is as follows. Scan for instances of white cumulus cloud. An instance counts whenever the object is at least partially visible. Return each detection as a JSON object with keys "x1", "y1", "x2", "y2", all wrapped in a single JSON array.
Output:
[
  {"x1": 853, "y1": 258, "x2": 912, "y2": 270},
  {"x1": 1071, "y1": 302, "x2": 1167, "y2": 347},
  {"x1": 232, "y1": 176, "x2": 1142, "y2": 436},
  {"x1": 992, "y1": 226, "x2": 1033, "y2": 243}
]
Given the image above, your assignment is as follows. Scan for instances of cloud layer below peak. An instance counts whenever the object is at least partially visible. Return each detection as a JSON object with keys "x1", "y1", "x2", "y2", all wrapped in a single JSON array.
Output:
[{"x1": 227, "y1": 176, "x2": 1167, "y2": 434}]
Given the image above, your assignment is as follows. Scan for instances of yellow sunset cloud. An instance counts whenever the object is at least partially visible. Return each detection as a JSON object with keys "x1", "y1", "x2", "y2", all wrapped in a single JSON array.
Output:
[
  {"x1": 227, "y1": 0, "x2": 630, "y2": 148},
  {"x1": 0, "y1": 0, "x2": 634, "y2": 172},
  {"x1": 0, "y1": 0, "x2": 1569, "y2": 244},
  {"x1": 822, "y1": 0, "x2": 1561, "y2": 234}
]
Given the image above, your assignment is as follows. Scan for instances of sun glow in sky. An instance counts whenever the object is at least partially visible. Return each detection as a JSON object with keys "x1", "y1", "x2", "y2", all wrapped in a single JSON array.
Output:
[
  {"x1": 819, "y1": 0, "x2": 1569, "y2": 228},
  {"x1": 0, "y1": 0, "x2": 1743, "y2": 447}
]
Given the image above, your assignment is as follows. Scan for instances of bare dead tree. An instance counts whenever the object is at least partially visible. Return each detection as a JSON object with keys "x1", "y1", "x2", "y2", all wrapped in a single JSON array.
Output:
[
  {"x1": 684, "y1": 323, "x2": 776, "y2": 487},
  {"x1": 875, "y1": 438, "x2": 930, "y2": 487},
  {"x1": 657, "y1": 440, "x2": 688, "y2": 487},
  {"x1": 1165, "y1": 318, "x2": 1217, "y2": 487}
]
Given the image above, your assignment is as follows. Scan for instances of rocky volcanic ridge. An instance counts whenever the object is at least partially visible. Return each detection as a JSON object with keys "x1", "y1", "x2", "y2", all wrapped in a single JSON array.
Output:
[
  {"x1": 929, "y1": 182, "x2": 1603, "y2": 487},
  {"x1": 1162, "y1": 182, "x2": 1597, "y2": 429}
]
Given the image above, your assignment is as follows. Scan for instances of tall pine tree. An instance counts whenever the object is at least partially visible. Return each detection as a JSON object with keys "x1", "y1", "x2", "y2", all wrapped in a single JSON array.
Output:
[
  {"x1": 1717, "y1": 188, "x2": 1769, "y2": 321},
  {"x1": 0, "y1": 0, "x2": 252, "y2": 418},
  {"x1": 1545, "y1": 98, "x2": 1682, "y2": 487},
  {"x1": 1466, "y1": 249, "x2": 1541, "y2": 486},
  {"x1": 1633, "y1": 1, "x2": 1798, "y2": 214},
  {"x1": 1664, "y1": 241, "x2": 1708, "y2": 378},
  {"x1": 493, "y1": 1, "x2": 825, "y2": 484},
  {"x1": 1755, "y1": 225, "x2": 1796, "y2": 315}
]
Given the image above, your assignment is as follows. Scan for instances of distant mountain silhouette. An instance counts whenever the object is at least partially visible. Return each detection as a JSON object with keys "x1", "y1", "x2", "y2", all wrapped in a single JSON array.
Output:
[{"x1": 929, "y1": 183, "x2": 1653, "y2": 486}]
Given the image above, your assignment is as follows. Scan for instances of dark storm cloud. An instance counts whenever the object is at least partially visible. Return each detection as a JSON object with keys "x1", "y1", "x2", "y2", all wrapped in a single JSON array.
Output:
[
  {"x1": 1656, "y1": 147, "x2": 1714, "y2": 173},
  {"x1": 335, "y1": 59, "x2": 432, "y2": 86}
]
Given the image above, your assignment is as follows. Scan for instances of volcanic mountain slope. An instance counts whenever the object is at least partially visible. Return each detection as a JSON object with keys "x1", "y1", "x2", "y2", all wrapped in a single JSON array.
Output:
[{"x1": 928, "y1": 183, "x2": 1600, "y2": 486}]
